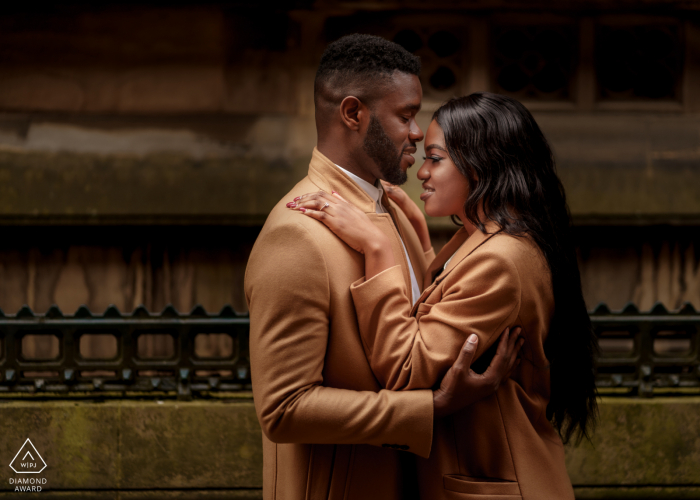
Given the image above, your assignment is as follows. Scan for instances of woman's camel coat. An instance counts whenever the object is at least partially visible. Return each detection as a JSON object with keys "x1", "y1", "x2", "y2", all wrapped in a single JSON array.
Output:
[
  {"x1": 350, "y1": 224, "x2": 575, "y2": 500},
  {"x1": 245, "y1": 148, "x2": 436, "y2": 500}
]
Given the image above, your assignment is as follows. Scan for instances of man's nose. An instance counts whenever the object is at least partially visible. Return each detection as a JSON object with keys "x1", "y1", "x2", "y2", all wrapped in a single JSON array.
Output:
[{"x1": 410, "y1": 119, "x2": 424, "y2": 143}]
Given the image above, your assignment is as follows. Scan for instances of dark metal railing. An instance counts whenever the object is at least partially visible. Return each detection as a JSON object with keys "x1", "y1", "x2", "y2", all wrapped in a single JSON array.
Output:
[
  {"x1": 0, "y1": 304, "x2": 250, "y2": 398},
  {"x1": 0, "y1": 301, "x2": 698, "y2": 398},
  {"x1": 591, "y1": 302, "x2": 700, "y2": 397}
]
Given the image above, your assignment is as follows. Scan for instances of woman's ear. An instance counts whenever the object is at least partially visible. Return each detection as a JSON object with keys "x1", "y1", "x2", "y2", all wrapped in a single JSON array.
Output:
[{"x1": 339, "y1": 96, "x2": 367, "y2": 132}]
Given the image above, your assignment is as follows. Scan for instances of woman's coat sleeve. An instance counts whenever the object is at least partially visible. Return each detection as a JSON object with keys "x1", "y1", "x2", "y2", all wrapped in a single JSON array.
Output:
[{"x1": 350, "y1": 249, "x2": 522, "y2": 391}]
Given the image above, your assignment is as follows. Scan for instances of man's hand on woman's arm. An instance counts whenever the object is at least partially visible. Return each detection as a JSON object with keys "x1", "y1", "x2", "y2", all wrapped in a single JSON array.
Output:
[{"x1": 433, "y1": 327, "x2": 524, "y2": 418}]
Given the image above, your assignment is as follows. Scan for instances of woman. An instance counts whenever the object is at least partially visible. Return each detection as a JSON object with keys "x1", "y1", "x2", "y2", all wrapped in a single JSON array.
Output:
[{"x1": 289, "y1": 92, "x2": 597, "y2": 499}]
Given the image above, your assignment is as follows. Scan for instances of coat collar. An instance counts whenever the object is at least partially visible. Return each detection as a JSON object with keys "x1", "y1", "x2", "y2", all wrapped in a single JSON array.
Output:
[
  {"x1": 422, "y1": 221, "x2": 501, "y2": 289},
  {"x1": 307, "y1": 148, "x2": 427, "y2": 299},
  {"x1": 307, "y1": 148, "x2": 378, "y2": 213}
]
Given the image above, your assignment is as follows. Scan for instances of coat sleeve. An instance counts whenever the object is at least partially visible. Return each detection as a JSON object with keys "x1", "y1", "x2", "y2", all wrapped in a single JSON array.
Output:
[
  {"x1": 350, "y1": 249, "x2": 521, "y2": 391},
  {"x1": 245, "y1": 220, "x2": 434, "y2": 458}
]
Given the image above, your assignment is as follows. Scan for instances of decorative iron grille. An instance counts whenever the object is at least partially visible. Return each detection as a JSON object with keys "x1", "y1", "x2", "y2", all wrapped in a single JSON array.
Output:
[
  {"x1": 393, "y1": 28, "x2": 463, "y2": 95},
  {"x1": 323, "y1": 15, "x2": 465, "y2": 98},
  {"x1": 0, "y1": 302, "x2": 698, "y2": 398},
  {"x1": 595, "y1": 24, "x2": 683, "y2": 101},
  {"x1": 492, "y1": 25, "x2": 578, "y2": 101},
  {"x1": 592, "y1": 302, "x2": 699, "y2": 396},
  {"x1": 0, "y1": 304, "x2": 250, "y2": 399}
]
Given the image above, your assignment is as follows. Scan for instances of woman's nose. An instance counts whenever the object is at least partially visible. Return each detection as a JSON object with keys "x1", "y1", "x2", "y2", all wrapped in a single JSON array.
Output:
[{"x1": 417, "y1": 160, "x2": 429, "y2": 180}]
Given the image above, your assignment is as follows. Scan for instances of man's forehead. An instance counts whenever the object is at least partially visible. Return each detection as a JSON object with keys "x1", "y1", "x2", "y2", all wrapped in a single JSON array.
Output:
[
  {"x1": 403, "y1": 102, "x2": 422, "y2": 112},
  {"x1": 381, "y1": 72, "x2": 423, "y2": 109}
]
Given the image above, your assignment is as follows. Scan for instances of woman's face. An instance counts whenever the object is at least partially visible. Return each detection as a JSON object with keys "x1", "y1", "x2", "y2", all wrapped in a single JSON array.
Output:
[{"x1": 417, "y1": 120, "x2": 470, "y2": 222}]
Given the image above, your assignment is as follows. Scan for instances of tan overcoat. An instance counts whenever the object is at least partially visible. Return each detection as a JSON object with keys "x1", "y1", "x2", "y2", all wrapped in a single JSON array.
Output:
[
  {"x1": 245, "y1": 148, "x2": 436, "y2": 500},
  {"x1": 350, "y1": 224, "x2": 575, "y2": 500}
]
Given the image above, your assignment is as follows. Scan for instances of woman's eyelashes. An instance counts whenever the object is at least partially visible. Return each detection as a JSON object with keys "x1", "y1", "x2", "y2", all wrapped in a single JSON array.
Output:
[{"x1": 423, "y1": 155, "x2": 443, "y2": 162}]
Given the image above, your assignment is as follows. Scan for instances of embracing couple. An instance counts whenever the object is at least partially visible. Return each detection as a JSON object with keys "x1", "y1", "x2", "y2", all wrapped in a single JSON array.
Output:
[{"x1": 245, "y1": 34, "x2": 597, "y2": 500}]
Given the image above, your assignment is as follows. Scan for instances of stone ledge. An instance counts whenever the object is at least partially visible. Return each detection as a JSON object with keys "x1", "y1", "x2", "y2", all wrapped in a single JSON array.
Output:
[
  {"x1": 566, "y1": 398, "x2": 700, "y2": 486},
  {"x1": 0, "y1": 400, "x2": 262, "y2": 491},
  {"x1": 573, "y1": 487, "x2": 700, "y2": 500},
  {"x1": 0, "y1": 397, "x2": 698, "y2": 498}
]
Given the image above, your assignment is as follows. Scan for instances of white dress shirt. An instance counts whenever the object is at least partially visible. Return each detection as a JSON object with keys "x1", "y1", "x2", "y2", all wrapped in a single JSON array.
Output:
[{"x1": 335, "y1": 164, "x2": 422, "y2": 304}]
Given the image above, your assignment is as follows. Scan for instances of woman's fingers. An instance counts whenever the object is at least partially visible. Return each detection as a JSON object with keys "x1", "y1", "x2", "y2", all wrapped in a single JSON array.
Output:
[
  {"x1": 287, "y1": 191, "x2": 367, "y2": 222},
  {"x1": 380, "y1": 181, "x2": 396, "y2": 194},
  {"x1": 285, "y1": 189, "x2": 388, "y2": 257},
  {"x1": 287, "y1": 191, "x2": 337, "y2": 212},
  {"x1": 299, "y1": 206, "x2": 329, "y2": 221},
  {"x1": 293, "y1": 191, "x2": 334, "y2": 204},
  {"x1": 331, "y1": 190, "x2": 348, "y2": 202},
  {"x1": 330, "y1": 191, "x2": 366, "y2": 217},
  {"x1": 380, "y1": 181, "x2": 404, "y2": 201},
  {"x1": 300, "y1": 199, "x2": 335, "y2": 214}
]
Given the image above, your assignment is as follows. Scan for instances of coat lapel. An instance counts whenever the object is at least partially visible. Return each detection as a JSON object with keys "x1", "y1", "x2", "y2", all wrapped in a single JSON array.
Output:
[
  {"x1": 411, "y1": 221, "x2": 501, "y2": 316},
  {"x1": 423, "y1": 227, "x2": 470, "y2": 290},
  {"x1": 437, "y1": 221, "x2": 500, "y2": 283},
  {"x1": 385, "y1": 195, "x2": 425, "y2": 294},
  {"x1": 306, "y1": 148, "x2": 415, "y2": 300},
  {"x1": 307, "y1": 148, "x2": 376, "y2": 213}
]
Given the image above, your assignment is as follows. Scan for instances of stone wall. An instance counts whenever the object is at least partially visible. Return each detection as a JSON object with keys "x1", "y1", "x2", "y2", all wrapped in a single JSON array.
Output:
[
  {"x1": 1, "y1": 2, "x2": 699, "y2": 312},
  {"x1": 0, "y1": 397, "x2": 698, "y2": 499}
]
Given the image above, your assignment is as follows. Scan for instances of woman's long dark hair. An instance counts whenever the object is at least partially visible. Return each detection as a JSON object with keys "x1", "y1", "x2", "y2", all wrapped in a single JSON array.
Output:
[{"x1": 433, "y1": 92, "x2": 598, "y2": 444}]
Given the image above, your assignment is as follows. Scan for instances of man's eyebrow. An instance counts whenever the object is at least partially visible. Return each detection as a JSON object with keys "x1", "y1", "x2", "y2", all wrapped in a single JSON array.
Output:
[
  {"x1": 425, "y1": 144, "x2": 447, "y2": 152},
  {"x1": 404, "y1": 103, "x2": 422, "y2": 112}
]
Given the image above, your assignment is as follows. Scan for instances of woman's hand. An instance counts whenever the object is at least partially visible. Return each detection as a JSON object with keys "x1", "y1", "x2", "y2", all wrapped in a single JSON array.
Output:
[
  {"x1": 381, "y1": 181, "x2": 412, "y2": 208},
  {"x1": 287, "y1": 191, "x2": 397, "y2": 279},
  {"x1": 433, "y1": 327, "x2": 524, "y2": 418},
  {"x1": 287, "y1": 191, "x2": 382, "y2": 254},
  {"x1": 381, "y1": 181, "x2": 432, "y2": 252}
]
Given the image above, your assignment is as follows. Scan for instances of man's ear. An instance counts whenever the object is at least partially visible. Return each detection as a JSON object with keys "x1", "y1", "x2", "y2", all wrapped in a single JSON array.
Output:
[{"x1": 339, "y1": 96, "x2": 368, "y2": 132}]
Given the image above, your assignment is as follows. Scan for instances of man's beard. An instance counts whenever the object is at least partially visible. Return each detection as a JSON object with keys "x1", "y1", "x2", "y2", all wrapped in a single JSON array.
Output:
[{"x1": 362, "y1": 114, "x2": 408, "y2": 185}]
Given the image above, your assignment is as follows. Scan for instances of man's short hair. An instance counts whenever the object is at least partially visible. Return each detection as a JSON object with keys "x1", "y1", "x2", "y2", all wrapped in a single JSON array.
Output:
[{"x1": 314, "y1": 34, "x2": 421, "y2": 111}]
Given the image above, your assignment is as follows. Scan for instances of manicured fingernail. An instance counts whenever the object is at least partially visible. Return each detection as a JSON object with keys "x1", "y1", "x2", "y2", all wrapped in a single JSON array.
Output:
[
  {"x1": 294, "y1": 196, "x2": 302, "y2": 201},
  {"x1": 286, "y1": 202, "x2": 297, "y2": 208},
  {"x1": 300, "y1": 208, "x2": 306, "y2": 212},
  {"x1": 468, "y1": 334, "x2": 477, "y2": 343}
]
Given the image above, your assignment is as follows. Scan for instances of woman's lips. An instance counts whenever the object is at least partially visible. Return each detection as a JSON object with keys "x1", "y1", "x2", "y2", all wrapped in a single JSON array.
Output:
[{"x1": 420, "y1": 189, "x2": 434, "y2": 201}]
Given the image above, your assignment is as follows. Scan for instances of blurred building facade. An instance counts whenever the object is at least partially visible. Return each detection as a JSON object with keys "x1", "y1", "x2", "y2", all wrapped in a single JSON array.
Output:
[{"x1": 0, "y1": 0, "x2": 699, "y2": 318}]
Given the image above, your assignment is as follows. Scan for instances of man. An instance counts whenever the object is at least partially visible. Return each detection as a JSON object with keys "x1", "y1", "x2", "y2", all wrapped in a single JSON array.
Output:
[{"x1": 245, "y1": 34, "x2": 516, "y2": 500}]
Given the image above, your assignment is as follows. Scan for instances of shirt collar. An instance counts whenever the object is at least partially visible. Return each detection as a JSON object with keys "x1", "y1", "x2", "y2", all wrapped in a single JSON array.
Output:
[{"x1": 334, "y1": 164, "x2": 384, "y2": 205}]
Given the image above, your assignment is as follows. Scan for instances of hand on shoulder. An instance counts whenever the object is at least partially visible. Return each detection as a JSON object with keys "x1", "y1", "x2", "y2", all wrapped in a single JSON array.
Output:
[{"x1": 285, "y1": 190, "x2": 388, "y2": 255}]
